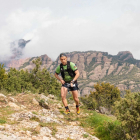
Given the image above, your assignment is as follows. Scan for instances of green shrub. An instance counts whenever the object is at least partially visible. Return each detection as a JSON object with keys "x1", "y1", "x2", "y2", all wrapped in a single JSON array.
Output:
[
  {"x1": 80, "y1": 96, "x2": 97, "y2": 110},
  {"x1": 114, "y1": 91, "x2": 140, "y2": 139},
  {"x1": 90, "y1": 82, "x2": 121, "y2": 111},
  {"x1": 0, "y1": 119, "x2": 6, "y2": 124},
  {"x1": 80, "y1": 111, "x2": 120, "y2": 140}
]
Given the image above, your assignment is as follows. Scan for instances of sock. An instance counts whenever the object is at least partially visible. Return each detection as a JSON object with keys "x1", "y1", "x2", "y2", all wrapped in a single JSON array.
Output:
[
  {"x1": 76, "y1": 105, "x2": 79, "y2": 108},
  {"x1": 65, "y1": 106, "x2": 70, "y2": 111}
]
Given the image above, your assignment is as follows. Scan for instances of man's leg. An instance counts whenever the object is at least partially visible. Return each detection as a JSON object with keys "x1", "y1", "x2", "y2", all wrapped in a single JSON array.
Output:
[
  {"x1": 61, "y1": 86, "x2": 70, "y2": 114},
  {"x1": 71, "y1": 90, "x2": 79, "y2": 105},
  {"x1": 72, "y1": 90, "x2": 80, "y2": 114},
  {"x1": 61, "y1": 86, "x2": 68, "y2": 106}
]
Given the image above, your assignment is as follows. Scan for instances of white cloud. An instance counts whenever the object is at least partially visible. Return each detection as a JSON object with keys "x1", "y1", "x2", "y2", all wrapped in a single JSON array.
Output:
[{"x1": 0, "y1": 1, "x2": 140, "y2": 62}]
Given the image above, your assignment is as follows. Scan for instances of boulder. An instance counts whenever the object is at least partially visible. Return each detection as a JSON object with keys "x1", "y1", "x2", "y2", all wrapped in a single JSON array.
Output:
[
  {"x1": 99, "y1": 106, "x2": 111, "y2": 115},
  {"x1": 0, "y1": 93, "x2": 7, "y2": 98},
  {"x1": 8, "y1": 102, "x2": 20, "y2": 110},
  {"x1": 47, "y1": 94, "x2": 54, "y2": 99},
  {"x1": 32, "y1": 98, "x2": 39, "y2": 105},
  {"x1": 8, "y1": 97, "x2": 17, "y2": 102},
  {"x1": 40, "y1": 94, "x2": 49, "y2": 102},
  {"x1": 0, "y1": 93, "x2": 8, "y2": 103},
  {"x1": 40, "y1": 127, "x2": 52, "y2": 136}
]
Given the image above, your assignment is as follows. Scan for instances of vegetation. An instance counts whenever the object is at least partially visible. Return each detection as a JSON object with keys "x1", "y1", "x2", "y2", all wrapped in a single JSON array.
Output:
[
  {"x1": 113, "y1": 91, "x2": 140, "y2": 140},
  {"x1": 81, "y1": 83, "x2": 140, "y2": 140},
  {"x1": 0, "y1": 58, "x2": 61, "y2": 96},
  {"x1": 1, "y1": 56, "x2": 140, "y2": 139},
  {"x1": 81, "y1": 82, "x2": 121, "y2": 111}
]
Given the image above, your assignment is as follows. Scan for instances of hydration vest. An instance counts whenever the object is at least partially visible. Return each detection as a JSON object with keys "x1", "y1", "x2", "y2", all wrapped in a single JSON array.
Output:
[{"x1": 60, "y1": 61, "x2": 76, "y2": 80}]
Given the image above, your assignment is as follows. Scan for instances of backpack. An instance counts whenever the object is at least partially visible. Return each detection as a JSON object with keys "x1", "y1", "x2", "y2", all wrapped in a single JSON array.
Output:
[{"x1": 60, "y1": 61, "x2": 76, "y2": 80}]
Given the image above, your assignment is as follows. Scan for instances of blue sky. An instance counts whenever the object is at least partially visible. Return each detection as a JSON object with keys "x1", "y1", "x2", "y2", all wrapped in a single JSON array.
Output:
[{"x1": 0, "y1": 0, "x2": 140, "y2": 60}]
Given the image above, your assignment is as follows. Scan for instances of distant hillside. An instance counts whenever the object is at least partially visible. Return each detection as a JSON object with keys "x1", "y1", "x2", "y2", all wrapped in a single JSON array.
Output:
[{"x1": 4, "y1": 51, "x2": 140, "y2": 96}]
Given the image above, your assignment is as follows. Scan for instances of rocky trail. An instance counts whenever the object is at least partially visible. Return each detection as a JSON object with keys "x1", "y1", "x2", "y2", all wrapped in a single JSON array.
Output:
[{"x1": 0, "y1": 93, "x2": 99, "y2": 140}]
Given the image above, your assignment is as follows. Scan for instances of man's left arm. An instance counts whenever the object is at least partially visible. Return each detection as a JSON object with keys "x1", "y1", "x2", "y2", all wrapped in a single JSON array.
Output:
[{"x1": 73, "y1": 70, "x2": 80, "y2": 82}]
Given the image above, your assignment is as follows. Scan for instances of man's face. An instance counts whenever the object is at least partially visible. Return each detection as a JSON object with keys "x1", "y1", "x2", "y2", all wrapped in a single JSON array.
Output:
[{"x1": 60, "y1": 56, "x2": 67, "y2": 65}]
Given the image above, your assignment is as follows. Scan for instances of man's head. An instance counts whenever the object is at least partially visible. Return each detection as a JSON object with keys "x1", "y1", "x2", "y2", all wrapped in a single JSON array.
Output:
[{"x1": 60, "y1": 53, "x2": 67, "y2": 65}]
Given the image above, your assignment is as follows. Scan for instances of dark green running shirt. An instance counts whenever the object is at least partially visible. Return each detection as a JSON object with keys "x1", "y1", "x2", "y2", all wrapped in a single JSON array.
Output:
[{"x1": 55, "y1": 62, "x2": 78, "y2": 82}]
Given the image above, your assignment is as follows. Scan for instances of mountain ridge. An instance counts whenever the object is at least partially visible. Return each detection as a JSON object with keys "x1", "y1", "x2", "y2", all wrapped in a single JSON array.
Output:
[{"x1": 4, "y1": 50, "x2": 140, "y2": 96}]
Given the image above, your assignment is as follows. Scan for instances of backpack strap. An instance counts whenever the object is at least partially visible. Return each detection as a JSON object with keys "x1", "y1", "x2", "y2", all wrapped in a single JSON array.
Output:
[
  {"x1": 60, "y1": 63, "x2": 65, "y2": 79},
  {"x1": 67, "y1": 61, "x2": 76, "y2": 78},
  {"x1": 60, "y1": 61, "x2": 76, "y2": 80}
]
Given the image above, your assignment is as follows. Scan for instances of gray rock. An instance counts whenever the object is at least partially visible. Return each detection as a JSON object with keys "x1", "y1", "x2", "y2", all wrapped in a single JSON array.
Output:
[
  {"x1": 0, "y1": 93, "x2": 7, "y2": 98},
  {"x1": 32, "y1": 98, "x2": 39, "y2": 105},
  {"x1": 47, "y1": 94, "x2": 54, "y2": 99},
  {"x1": 8, "y1": 102, "x2": 20, "y2": 110},
  {"x1": 40, "y1": 127, "x2": 52, "y2": 136},
  {"x1": 40, "y1": 94, "x2": 49, "y2": 102},
  {"x1": 99, "y1": 106, "x2": 111, "y2": 115},
  {"x1": 8, "y1": 97, "x2": 17, "y2": 102}
]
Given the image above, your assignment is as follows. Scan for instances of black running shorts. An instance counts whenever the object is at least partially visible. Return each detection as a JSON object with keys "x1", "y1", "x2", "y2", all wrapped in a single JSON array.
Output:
[{"x1": 62, "y1": 82, "x2": 79, "y2": 91}]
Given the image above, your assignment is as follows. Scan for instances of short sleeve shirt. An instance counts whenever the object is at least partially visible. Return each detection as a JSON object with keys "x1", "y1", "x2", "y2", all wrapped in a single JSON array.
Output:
[{"x1": 55, "y1": 62, "x2": 78, "y2": 82}]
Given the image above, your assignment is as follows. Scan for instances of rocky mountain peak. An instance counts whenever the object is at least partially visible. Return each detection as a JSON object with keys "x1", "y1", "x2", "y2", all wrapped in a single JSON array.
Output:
[{"x1": 117, "y1": 51, "x2": 134, "y2": 61}]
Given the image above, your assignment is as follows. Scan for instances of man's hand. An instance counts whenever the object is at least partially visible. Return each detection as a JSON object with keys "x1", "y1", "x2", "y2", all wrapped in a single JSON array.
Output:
[
  {"x1": 70, "y1": 81, "x2": 74, "y2": 87},
  {"x1": 60, "y1": 79, "x2": 65, "y2": 85}
]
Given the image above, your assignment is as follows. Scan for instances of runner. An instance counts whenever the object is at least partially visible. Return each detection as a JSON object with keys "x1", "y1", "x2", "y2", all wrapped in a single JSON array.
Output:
[{"x1": 55, "y1": 53, "x2": 80, "y2": 115}]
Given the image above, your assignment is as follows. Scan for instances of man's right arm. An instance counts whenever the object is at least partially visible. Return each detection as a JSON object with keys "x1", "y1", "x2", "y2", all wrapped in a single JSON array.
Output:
[
  {"x1": 55, "y1": 73, "x2": 62, "y2": 81},
  {"x1": 55, "y1": 65, "x2": 65, "y2": 84},
  {"x1": 55, "y1": 73, "x2": 65, "y2": 85}
]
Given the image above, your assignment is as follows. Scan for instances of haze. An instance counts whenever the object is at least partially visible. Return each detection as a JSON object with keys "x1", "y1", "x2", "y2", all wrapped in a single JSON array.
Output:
[{"x1": 0, "y1": 0, "x2": 140, "y2": 60}]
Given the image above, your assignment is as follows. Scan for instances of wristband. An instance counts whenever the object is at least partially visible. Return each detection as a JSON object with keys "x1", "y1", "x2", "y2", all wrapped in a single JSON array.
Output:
[{"x1": 71, "y1": 80, "x2": 75, "y2": 84}]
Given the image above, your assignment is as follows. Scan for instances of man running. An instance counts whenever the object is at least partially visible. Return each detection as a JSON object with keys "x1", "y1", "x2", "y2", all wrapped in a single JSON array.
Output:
[{"x1": 55, "y1": 53, "x2": 80, "y2": 115}]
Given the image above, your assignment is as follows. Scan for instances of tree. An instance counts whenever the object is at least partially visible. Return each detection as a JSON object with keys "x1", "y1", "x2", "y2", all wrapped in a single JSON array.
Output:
[
  {"x1": 114, "y1": 91, "x2": 140, "y2": 139},
  {"x1": 0, "y1": 64, "x2": 7, "y2": 90},
  {"x1": 90, "y1": 82, "x2": 121, "y2": 110},
  {"x1": 30, "y1": 58, "x2": 61, "y2": 95}
]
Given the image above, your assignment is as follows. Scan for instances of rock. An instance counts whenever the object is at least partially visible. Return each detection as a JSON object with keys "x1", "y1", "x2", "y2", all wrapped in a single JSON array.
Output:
[
  {"x1": 40, "y1": 127, "x2": 52, "y2": 136},
  {"x1": 69, "y1": 121, "x2": 80, "y2": 126},
  {"x1": 57, "y1": 115, "x2": 64, "y2": 119},
  {"x1": 0, "y1": 93, "x2": 7, "y2": 98},
  {"x1": 19, "y1": 120, "x2": 39, "y2": 129},
  {"x1": 95, "y1": 109, "x2": 99, "y2": 113},
  {"x1": 42, "y1": 136, "x2": 56, "y2": 140},
  {"x1": 81, "y1": 87, "x2": 92, "y2": 96},
  {"x1": 55, "y1": 125, "x2": 99, "y2": 140},
  {"x1": 0, "y1": 93, "x2": 8, "y2": 103},
  {"x1": 108, "y1": 65, "x2": 115, "y2": 75},
  {"x1": 117, "y1": 84, "x2": 127, "y2": 91},
  {"x1": 40, "y1": 94, "x2": 49, "y2": 102},
  {"x1": 47, "y1": 94, "x2": 54, "y2": 99},
  {"x1": 57, "y1": 103, "x2": 62, "y2": 109},
  {"x1": 8, "y1": 97, "x2": 17, "y2": 102},
  {"x1": 32, "y1": 136, "x2": 38, "y2": 140},
  {"x1": 0, "y1": 125, "x2": 5, "y2": 130},
  {"x1": 8, "y1": 102, "x2": 20, "y2": 110},
  {"x1": 39, "y1": 101, "x2": 49, "y2": 109},
  {"x1": 99, "y1": 106, "x2": 111, "y2": 115},
  {"x1": 32, "y1": 98, "x2": 39, "y2": 105},
  {"x1": 40, "y1": 116, "x2": 59, "y2": 124},
  {"x1": 20, "y1": 105, "x2": 26, "y2": 109},
  {"x1": 11, "y1": 111, "x2": 37, "y2": 121},
  {"x1": 53, "y1": 109, "x2": 60, "y2": 115},
  {"x1": 26, "y1": 131, "x2": 32, "y2": 136}
]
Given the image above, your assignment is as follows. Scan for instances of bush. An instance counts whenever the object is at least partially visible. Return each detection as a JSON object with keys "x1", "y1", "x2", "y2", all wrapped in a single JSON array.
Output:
[
  {"x1": 90, "y1": 82, "x2": 121, "y2": 111},
  {"x1": 114, "y1": 91, "x2": 140, "y2": 139},
  {"x1": 0, "y1": 58, "x2": 61, "y2": 96},
  {"x1": 80, "y1": 96, "x2": 97, "y2": 110}
]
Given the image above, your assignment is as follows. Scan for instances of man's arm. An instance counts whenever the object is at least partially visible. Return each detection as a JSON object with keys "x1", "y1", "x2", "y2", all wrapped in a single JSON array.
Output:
[
  {"x1": 73, "y1": 69, "x2": 80, "y2": 82},
  {"x1": 55, "y1": 73, "x2": 65, "y2": 84}
]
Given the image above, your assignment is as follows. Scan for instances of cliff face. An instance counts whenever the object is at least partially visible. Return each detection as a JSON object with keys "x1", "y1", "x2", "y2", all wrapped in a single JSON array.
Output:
[{"x1": 5, "y1": 51, "x2": 140, "y2": 96}]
